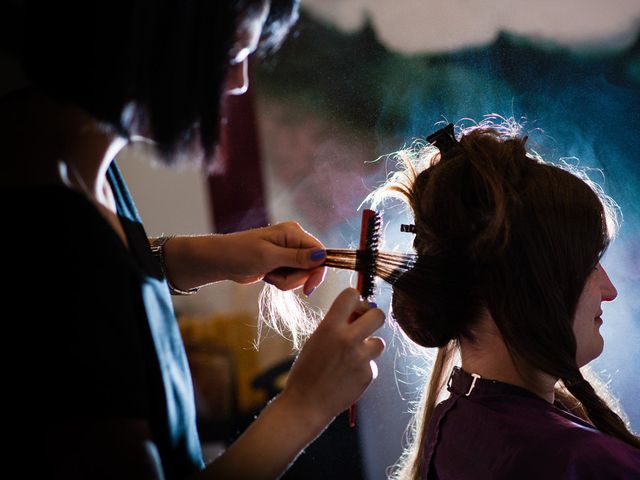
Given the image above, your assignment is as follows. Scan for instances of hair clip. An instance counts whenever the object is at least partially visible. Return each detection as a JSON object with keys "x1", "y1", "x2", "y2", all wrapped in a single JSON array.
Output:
[
  {"x1": 400, "y1": 224, "x2": 416, "y2": 233},
  {"x1": 427, "y1": 123, "x2": 460, "y2": 156}
]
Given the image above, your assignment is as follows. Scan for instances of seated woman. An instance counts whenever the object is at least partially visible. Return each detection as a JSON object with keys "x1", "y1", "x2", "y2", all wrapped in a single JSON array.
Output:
[{"x1": 369, "y1": 121, "x2": 640, "y2": 479}]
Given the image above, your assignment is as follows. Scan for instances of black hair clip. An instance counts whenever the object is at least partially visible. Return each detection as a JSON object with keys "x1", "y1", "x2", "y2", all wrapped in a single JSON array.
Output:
[
  {"x1": 400, "y1": 224, "x2": 416, "y2": 233},
  {"x1": 427, "y1": 123, "x2": 460, "y2": 156}
]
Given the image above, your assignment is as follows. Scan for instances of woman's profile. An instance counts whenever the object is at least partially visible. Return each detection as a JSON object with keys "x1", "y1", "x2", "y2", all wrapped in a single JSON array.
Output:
[{"x1": 368, "y1": 120, "x2": 640, "y2": 479}]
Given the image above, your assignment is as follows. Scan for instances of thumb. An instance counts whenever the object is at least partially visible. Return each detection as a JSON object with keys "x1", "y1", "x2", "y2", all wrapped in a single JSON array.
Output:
[{"x1": 277, "y1": 245, "x2": 327, "y2": 270}]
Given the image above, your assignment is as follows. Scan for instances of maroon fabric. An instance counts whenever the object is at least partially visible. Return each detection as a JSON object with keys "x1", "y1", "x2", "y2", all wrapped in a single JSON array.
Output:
[
  {"x1": 421, "y1": 367, "x2": 640, "y2": 479},
  {"x1": 207, "y1": 83, "x2": 269, "y2": 233}
]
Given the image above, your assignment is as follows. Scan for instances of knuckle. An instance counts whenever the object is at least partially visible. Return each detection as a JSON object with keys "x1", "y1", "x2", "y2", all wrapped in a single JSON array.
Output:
[
  {"x1": 373, "y1": 338, "x2": 386, "y2": 356},
  {"x1": 326, "y1": 324, "x2": 343, "y2": 342},
  {"x1": 359, "y1": 348, "x2": 372, "y2": 364},
  {"x1": 283, "y1": 220, "x2": 300, "y2": 231},
  {"x1": 341, "y1": 332, "x2": 357, "y2": 349},
  {"x1": 361, "y1": 309, "x2": 385, "y2": 331},
  {"x1": 336, "y1": 328, "x2": 358, "y2": 349},
  {"x1": 296, "y1": 247, "x2": 306, "y2": 265},
  {"x1": 257, "y1": 250, "x2": 272, "y2": 268},
  {"x1": 257, "y1": 249, "x2": 269, "y2": 264},
  {"x1": 343, "y1": 288, "x2": 360, "y2": 300},
  {"x1": 318, "y1": 318, "x2": 338, "y2": 336}
]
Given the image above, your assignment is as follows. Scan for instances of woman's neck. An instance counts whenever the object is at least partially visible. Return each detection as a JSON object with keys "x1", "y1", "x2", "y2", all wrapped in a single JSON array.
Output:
[{"x1": 459, "y1": 311, "x2": 558, "y2": 403}]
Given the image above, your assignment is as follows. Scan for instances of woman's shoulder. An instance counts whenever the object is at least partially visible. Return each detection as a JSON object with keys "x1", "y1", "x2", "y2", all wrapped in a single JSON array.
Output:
[
  {"x1": 562, "y1": 429, "x2": 640, "y2": 477},
  {"x1": 496, "y1": 427, "x2": 640, "y2": 480},
  {"x1": 495, "y1": 396, "x2": 640, "y2": 476},
  {"x1": 508, "y1": 423, "x2": 640, "y2": 479},
  {"x1": 432, "y1": 392, "x2": 640, "y2": 478},
  {"x1": 465, "y1": 391, "x2": 617, "y2": 444}
]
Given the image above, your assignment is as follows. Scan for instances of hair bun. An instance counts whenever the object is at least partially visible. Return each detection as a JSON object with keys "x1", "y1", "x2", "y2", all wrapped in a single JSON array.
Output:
[
  {"x1": 391, "y1": 253, "x2": 476, "y2": 348},
  {"x1": 391, "y1": 288, "x2": 452, "y2": 347}
]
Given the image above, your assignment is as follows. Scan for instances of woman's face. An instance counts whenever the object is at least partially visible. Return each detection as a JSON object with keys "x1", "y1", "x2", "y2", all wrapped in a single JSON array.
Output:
[
  {"x1": 573, "y1": 262, "x2": 618, "y2": 367},
  {"x1": 225, "y1": 3, "x2": 270, "y2": 95}
]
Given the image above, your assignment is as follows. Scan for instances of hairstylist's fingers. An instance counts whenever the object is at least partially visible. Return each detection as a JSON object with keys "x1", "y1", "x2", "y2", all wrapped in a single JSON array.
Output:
[
  {"x1": 362, "y1": 336, "x2": 386, "y2": 360},
  {"x1": 354, "y1": 358, "x2": 381, "y2": 386},
  {"x1": 370, "y1": 360, "x2": 379, "y2": 381},
  {"x1": 278, "y1": 221, "x2": 324, "y2": 248},
  {"x1": 353, "y1": 298, "x2": 376, "y2": 317},
  {"x1": 266, "y1": 222, "x2": 326, "y2": 270},
  {"x1": 350, "y1": 307, "x2": 385, "y2": 341},
  {"x1": 265, "y1": 268, "x2": 310, "y2": 291},
  {"x1": 324, "y1": 288, "x2": 362, "y2": 325},
  {"x1": 277, "y1": 245, "x2": 327, "y2": 270},
  {"x1": 302, "y1": 266, "x2": 327, "y2": 296}
]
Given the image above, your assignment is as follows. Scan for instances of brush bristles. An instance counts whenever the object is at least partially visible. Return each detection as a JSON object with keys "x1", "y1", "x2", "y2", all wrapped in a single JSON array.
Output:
[
  {"x1": 325, "y1": 249, "x2": 418, "y2": 286},
  {"x1": 357, "y1": 212, "x2": 382, "y2": 298}
]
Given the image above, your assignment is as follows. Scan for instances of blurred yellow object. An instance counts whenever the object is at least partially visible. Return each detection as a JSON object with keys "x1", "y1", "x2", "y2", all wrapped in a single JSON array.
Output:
[{"x1": 179, "y1": 312, "x2": 290, "y2": 416}]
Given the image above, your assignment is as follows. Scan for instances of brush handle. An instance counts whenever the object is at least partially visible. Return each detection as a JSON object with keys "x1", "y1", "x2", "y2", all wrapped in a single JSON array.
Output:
[
  {"x1": 348, "y1": 305, "x2": 360, "y2": 428},
  {"x1": 356, "y1": 209, "x2": 376, "y2": 293},
  {"x1": 348, "y1": 308, "x2": 359, "y2": 428},
  {"x1": 348, "y1": 209, "x2": 377, "y2": 428}
]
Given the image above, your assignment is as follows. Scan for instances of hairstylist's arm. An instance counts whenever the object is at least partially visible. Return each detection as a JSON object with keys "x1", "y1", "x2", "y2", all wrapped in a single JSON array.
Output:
[
  {"x1": 155, "y1": 222, "x2": 327, "y2": 295},
  {"x1": 193, "y1": 288, "x2": 385, "y2": 480}
]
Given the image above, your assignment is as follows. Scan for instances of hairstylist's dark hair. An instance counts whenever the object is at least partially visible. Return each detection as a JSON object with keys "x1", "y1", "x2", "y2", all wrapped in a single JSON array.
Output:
[
  {"x1": 373, "y1": 119, "x2": 638, "y2": 478},
  {"x1": 15, "y1": 0, "x2": 298, "y2": 165}
]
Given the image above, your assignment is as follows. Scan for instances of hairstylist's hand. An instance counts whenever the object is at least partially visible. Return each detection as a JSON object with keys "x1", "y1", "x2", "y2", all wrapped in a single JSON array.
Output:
[
  {"x1": 203, "y1": 289, "x2": 384, "y2": 479},
  {"x1": 278, "y1": 288, "x2": 386, "y2": 427},
  {"x1": 158, "y1": 222, "x2": 326, "y2": 294},
  {"x1": 217, "y1": 221, "x2": 327, "y2": 294}
]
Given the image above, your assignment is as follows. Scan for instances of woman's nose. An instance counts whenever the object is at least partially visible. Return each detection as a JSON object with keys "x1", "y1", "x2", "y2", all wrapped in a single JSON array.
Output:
[
  {"x1": 225, "y1": 59, "x2": 248, "y2": 96},
  {"x1": 600, "y1": 266, "x2": 618, "y2": 302}
]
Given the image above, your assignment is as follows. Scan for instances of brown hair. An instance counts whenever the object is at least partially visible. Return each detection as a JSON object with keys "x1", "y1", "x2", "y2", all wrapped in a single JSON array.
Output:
[{"x1": 370, "y1": 120, "x2": 639, "y2": 478}]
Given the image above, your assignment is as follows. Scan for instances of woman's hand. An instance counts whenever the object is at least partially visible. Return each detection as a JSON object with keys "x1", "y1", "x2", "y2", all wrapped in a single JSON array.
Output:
[
  {"x1": 159, "y1": 222, "x2": 327, "y2": 294},
  {"x1": 277, "y1": 288, "x2": 386, "y2": 428}
]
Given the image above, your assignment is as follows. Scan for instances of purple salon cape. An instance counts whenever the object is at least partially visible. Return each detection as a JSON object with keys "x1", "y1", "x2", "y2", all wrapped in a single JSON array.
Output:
[{"x1": 421, "y1": 367, "x2": 640, "y2": 479}]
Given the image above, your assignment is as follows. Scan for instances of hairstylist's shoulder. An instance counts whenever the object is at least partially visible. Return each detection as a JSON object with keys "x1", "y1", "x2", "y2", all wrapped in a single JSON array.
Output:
[
  {"x1": 6, "y1": 185, "x2": 144, "y2": 394},
  {"x1": 31, "y1": 186, "x2": 127, "y2": 260},
  {"x1": 4, "y1": 191, "x2": 157, "y2": 476},
  {"x1": 33, "y1": 186, "x2": 142, "y2": 335},
  {"x1": 4, "y1": 186, "x2": 129, "y2": 288},
  {"x1": 3, "y1": 186, "x2": 89, "y2": 263}
]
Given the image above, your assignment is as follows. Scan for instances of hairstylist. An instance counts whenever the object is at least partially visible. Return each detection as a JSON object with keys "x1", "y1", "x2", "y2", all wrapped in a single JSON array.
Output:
[{"x1": 0, "y1": 1, "x2": 385, "y2": 479}]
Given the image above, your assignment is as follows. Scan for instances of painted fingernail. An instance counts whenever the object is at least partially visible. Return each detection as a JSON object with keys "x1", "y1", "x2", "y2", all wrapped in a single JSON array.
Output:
[
  {"x1": 368, "y1": 302, "x2": 377, "y2": 309},
  {"x1": 305, "y1": 287, "x2": 316, "y2": 297},
  {"x1": 310, "y1": 249, "x2": 327, "y2": 261},
  {"x1": 264, "y1": 278, "x2": 274, "y2": 285}
]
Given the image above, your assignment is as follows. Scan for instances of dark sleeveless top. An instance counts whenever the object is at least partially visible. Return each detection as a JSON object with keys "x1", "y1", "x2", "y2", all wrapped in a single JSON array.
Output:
[
  {"x1": 421, "y1": 367, "x2": 640, "y2": 479},
  {"x1": 3, "y1": 161, "x2": 204, "y2": 478}
]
